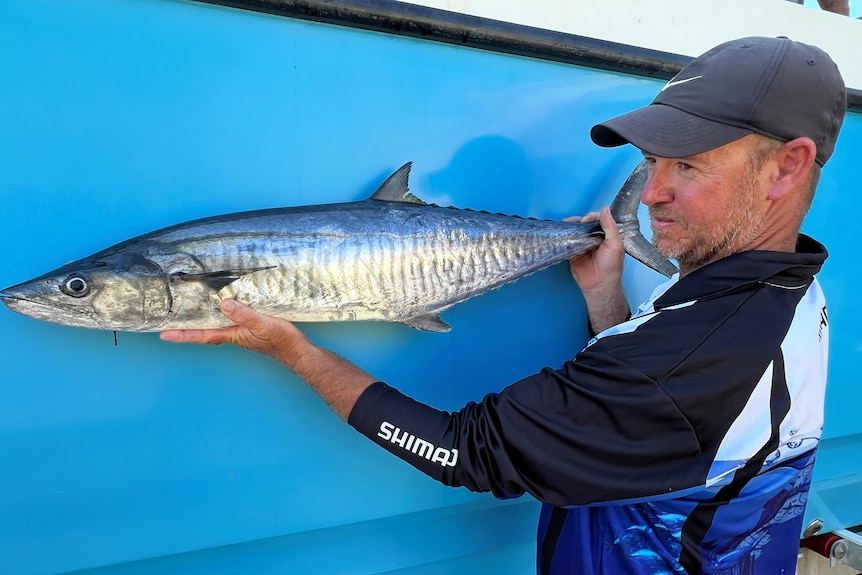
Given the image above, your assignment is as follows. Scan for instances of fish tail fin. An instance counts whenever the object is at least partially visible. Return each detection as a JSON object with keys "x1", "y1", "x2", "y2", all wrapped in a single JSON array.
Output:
[{"x1": 610, "y1": 161, "x2": 678, "y2": 278}]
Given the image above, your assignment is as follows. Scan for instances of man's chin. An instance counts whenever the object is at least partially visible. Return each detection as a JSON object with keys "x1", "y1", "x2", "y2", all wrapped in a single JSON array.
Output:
[
  {"x1": 651, "y1": 236, "x2": 678, "y2": 260},
  {"x1": 652, "y1": 240, "x2": 697, "y2": 270}
]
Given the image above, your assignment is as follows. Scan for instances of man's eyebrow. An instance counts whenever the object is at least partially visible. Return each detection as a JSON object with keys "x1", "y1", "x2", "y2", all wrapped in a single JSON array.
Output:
[{"x1": 641, "y1": 151, "x2": 706, "y2": 162}]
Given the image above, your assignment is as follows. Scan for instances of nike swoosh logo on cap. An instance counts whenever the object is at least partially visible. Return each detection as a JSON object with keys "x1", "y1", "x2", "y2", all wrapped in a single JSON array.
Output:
[{"x1": 660, "y1": 75, "x2": 703, "y2": 92}]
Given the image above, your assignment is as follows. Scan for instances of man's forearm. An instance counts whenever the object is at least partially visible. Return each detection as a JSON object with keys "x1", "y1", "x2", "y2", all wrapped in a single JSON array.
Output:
[
  {"x1": 567, "y1": 207, "x2": 630, "y2": 335},
  {"x1": 582, "y1": 283, "x2": 631, "y2": 335},
  {"x1": 276, "y1": 339, "x2": 378, "y2": 421}
]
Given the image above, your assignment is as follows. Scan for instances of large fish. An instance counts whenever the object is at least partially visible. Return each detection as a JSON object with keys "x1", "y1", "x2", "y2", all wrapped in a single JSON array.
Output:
[{"x1": 1, "y1": 162, "x2": 675, "y2": 333}]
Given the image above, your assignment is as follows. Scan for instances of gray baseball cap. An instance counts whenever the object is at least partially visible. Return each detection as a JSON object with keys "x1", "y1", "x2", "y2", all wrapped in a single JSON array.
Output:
[{"x1": 590, "y1": 36, "x2": 846, "y2": 166}]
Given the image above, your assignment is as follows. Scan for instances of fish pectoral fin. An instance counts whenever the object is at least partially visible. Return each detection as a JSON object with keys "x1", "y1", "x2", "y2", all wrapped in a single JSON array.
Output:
[
  {"x1": 398, "y1": 313, "x2": 452, "y2": 333},
  {"x1": 171, "y1": 266, "x2": 276, "y2": 291},
  {"x1": 370, "y1": 162, "x2": 426, "y2": 205}
]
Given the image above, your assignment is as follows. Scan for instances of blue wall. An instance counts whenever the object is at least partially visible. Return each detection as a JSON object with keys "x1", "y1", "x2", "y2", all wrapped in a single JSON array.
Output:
[{"x1": 0, "y1": 0, "x2": 859, "y2": 573}]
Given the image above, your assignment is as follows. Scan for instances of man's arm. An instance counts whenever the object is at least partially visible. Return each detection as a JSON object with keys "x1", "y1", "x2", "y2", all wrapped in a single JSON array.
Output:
[
  {"x1": 160, "y1": 299, "x2": 377, "y2": 420},
  {"x1": 568, "y1": 207, "x2": 631, "y2": 334},
  {"x1": 161, "y1": 206, "x2": 630, "y2": 416}
]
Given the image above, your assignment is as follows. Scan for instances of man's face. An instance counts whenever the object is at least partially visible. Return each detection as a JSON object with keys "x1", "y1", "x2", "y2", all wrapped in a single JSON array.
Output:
[{"x1": 640, "y1": 135, "x2": 773, "y2": 273}]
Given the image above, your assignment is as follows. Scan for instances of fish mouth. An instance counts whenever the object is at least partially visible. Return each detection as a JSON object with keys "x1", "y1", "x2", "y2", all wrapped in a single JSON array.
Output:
[
  {"x1": 1, "y1": 284, "x2": 36, "y2": 303},
  {"x1": 0, "y1": 286, "x2": 97, "y2": 326},
  {"x1": 1, "y1": 288, "x2": 45, "y2": 312},
  {"x1": 0, "y1": 289, "x2": 21, "y2": 305}
]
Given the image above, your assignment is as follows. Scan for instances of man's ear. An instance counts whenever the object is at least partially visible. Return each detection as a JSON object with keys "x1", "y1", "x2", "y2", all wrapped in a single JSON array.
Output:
[{"x1": 768, "y1": 137, "x2": 817, "y2": 201}]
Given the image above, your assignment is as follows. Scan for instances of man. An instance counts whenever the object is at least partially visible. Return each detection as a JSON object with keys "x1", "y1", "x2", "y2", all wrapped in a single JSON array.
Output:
[
  {"x1": 162, "y1": 36, "x2": 845, "y2": 574},
  {"x1": 786, "y1": 0, "x2": 851, "y2": 17}
]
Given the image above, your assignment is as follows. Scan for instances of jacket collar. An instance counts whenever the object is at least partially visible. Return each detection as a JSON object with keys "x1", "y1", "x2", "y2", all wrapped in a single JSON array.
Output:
[{"x1": 654, "y1": 234, "x2": 828, "y2": 309}]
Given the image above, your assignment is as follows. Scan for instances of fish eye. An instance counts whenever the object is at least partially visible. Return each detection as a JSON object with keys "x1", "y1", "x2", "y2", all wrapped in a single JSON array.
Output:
[{"x1": 61, "y1": 276, "x2": 90, "y2": 298}]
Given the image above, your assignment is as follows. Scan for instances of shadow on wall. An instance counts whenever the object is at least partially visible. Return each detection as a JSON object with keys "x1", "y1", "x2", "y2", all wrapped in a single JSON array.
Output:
[{"x1": 425, "y1": 135, "x2": 532, "y2": 214}]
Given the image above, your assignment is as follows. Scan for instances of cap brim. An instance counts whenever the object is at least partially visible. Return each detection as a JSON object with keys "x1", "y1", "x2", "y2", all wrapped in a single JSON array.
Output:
[{"x1": 590, "y1": 104, "x2": 754, "y2": 158}]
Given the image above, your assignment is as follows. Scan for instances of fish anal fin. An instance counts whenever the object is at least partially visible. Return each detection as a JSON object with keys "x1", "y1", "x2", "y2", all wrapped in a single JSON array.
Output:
[
  {"x1": 172, "y1": 266, "x2": 276, "y2": 292},
  {"x1": 370, "y1": 162, "x2": 426, "y2": 205},
  {"x1": 398, "y1": 313, "x2": 452, "y2": 333}
]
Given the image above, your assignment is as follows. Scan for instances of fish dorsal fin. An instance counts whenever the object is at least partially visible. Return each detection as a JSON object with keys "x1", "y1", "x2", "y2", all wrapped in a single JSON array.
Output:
[
  {"x1": 398, "y1": 313, "x2": 452, "y2": 333},
  {"x1": 171, "y1": 266, "x2": 275, "y2": 292},
  {"x1": 370, "y1": 162, "x2": 426, "y2": 205}
]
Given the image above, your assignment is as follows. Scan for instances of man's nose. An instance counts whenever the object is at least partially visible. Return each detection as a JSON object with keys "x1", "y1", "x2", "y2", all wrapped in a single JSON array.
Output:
[{"x1": 640, "y1": 170, "x2": 673, "y2": 206}]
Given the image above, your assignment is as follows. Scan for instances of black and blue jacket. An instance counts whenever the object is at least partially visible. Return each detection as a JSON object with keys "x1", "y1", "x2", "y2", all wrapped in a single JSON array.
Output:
[{"x1": 349, "y1": 235, "x2": 828, "y2": 574}]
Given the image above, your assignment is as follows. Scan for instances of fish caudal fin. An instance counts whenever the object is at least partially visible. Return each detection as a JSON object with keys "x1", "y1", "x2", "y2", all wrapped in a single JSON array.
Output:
[
  {"x1": 610, "y1": 162, "x2": 678, "y2": 278},
  {"x1": 622, "y1": 232, "x2": 678, "y2": 278}
]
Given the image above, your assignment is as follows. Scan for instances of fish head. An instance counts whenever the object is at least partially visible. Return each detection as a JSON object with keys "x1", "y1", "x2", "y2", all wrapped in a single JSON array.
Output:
[{"x1": 1, "y1": 252, "x2": 172, "y2": 331}]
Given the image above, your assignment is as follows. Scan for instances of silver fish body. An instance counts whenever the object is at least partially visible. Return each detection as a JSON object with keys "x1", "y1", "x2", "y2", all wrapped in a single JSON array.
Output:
[{"x1": 1, "y1": 162, "x2": 675, "y2": 332}]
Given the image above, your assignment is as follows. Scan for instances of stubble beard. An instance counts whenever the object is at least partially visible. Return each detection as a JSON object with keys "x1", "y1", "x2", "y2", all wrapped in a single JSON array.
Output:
[{"x1": 649, "y1": 164, "x2": 766, "y2": 270}]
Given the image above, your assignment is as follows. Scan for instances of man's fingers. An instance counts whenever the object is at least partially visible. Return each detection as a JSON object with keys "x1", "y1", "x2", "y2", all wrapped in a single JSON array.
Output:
[
  {"x1": 563, "y1": 211, "x2": 601, "y2": 224},
  {"x1": 159, "y1": 300, "x2": 283, "y2": 348},
  {"x1": 159, "y1": 300, "x2": 252, "y2": 345},
  {"x1": 599, "y1": 207, "x2": 621, "y2": 243},
  {"x1": 159, "y1": 327, "x2": 237, "y2": 345},
  {"x1": 220, "y1": 300, "x2": 292, "y2": 347},
  {"x1": 220, "y1": 299, "x2": 263, "y2": 329}
]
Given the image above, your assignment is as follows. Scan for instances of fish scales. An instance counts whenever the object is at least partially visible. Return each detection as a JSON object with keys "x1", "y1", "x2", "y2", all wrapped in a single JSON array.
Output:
[
  {"x1": 196, "y1": 203, "x2": 585, "y2": 324},
  {"x1": 1, "y1": 162, "x2": 676, "y2": 332}
]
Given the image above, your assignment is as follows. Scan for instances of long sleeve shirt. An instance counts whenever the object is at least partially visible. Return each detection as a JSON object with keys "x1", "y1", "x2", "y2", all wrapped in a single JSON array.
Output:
[{"x1": 349, "y1": 235, "x2": 829, "y2": 574}]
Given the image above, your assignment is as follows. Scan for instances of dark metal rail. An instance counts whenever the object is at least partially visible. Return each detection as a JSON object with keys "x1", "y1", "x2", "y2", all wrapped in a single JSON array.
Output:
[{"x1": 193, "y1": 0, "x2": 862, "y2": 110}]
